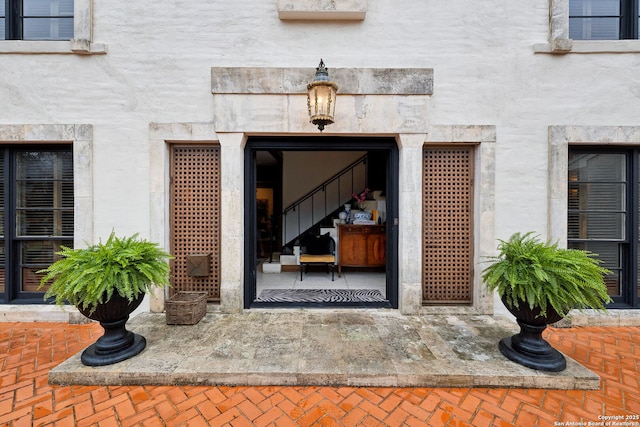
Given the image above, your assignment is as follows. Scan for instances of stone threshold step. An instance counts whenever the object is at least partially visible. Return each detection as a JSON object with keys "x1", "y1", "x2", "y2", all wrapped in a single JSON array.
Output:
[{"x1": 49, "y1": 312, "x2": 600, "y2": 390}]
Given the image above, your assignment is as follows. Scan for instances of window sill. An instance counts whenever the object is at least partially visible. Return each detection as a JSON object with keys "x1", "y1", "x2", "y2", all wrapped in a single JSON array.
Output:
[
  {"x1": 534, "y1": 40, "x2": 640, "y2": 54},
  {"x1": 277, "y1": 0, "x2": 366, "y2": 21},
  {"x1": 0, "y1": 39, "x2": 107, "y2": 55}
]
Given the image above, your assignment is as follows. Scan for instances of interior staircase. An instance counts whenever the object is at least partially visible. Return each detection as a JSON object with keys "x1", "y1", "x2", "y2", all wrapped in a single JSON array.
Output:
[
  {"x1": 263, "y1": 155, "x2": 368, "y2": 274},
  {"x1": 262, "y1": 224, "x2": 337, "y2": 274}
]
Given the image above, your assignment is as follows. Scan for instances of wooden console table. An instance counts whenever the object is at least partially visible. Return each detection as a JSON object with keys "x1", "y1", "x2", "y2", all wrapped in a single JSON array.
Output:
[{"x1": 337, "y1": 224, "x2": 386, "y2": 276}]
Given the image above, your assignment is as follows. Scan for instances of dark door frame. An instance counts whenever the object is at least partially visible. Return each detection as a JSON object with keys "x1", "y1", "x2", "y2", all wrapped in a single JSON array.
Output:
[{"x1": 244, "y1": 136, "x2": 399, "y2": 309}]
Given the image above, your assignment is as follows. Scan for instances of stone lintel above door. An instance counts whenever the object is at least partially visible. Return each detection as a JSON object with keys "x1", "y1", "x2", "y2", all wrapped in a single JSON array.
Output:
[
  {"x1": 211, "y1": 67, "x2": 433, "y2": 95},
  {"x1": 211, "y1": 67, "x2": 433, "y2": 134}
]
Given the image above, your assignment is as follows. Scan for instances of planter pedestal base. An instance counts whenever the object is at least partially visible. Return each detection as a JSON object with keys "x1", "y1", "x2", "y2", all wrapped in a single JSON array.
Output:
[
  {"x1": 78, "y1": 293, "x2": 147, "y2": 366},
  {"x1": 499, "y1": 321, "x2": 566, "y2": 372},
  {"x1": 81, "y1": 318, "x2": 147, "y2": 366}
]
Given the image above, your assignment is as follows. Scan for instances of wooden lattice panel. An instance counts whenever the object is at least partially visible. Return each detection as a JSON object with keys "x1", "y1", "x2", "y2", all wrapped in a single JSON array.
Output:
[
  {"x1": 170, "y1": 146, "x2": 221, "y2": 301},
  {"x1": 422, "y1": 147, "x2": 474, "y2": 304}
]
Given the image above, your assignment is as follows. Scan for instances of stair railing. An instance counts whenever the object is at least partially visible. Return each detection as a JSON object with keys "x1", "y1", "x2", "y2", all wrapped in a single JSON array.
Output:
[{"x1": 279, "y1": 155, "x2": 367, "y2": 251}]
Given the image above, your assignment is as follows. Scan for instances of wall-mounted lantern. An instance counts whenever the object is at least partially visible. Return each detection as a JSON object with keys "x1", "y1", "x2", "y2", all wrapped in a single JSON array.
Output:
[{"x1": 307, "y1": 59, "x2": 338, "y2": 132}]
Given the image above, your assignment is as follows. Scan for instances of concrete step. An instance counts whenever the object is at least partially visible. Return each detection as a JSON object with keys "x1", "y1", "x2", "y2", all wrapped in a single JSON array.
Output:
[
  {"x1": 261, "y1": 261, "x2": 282, "y2": 274},
  {"x1": 279, "y1": 254, "x2": 298, "y2": 266}
]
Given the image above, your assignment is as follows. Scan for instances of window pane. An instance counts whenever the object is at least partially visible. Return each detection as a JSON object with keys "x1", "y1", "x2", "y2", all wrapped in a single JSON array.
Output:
[
  {"x1": 23, "y1": 17, "x2": 74, "y2": 40},
  {"x1": 569, "y1": 183, "x2": 626, "y2": 211},
  {"x1": 569, "y1": 0, "x2": 621, "y2": 40},
  {"x1": 21, "y1": 240, "x2": 57, "y2": 264},
  {"x1": 568, "y1": 212, "x2": 626, "y2": 239},
  {"x1": 570, "y1": 17, "x2": 620, "y2": 39},
  {"x1": 16, "y1": 151, "x2": 72, "y2": 179},
  {"x1": 569, "y1": 241, "x2": 621, "y2": 297},
  {"x1": 568, "y1": 151, "x2": 626, "y2": 298},
  {"x1": 17, "y1": 181, "x2": 54, "y2": 207},
  {"x1": 16, "y1": 209, "x2": 73, "y2": 236},
  {"x1": 17, "y1": 211, "x2": 54, "y2": 235},
  {"x1": 20, "y1": 239, "x2": 71, "y2": 293},
  {"x1": 0, "y1": 19, "x2": 5, "y2": 41},
  {"x1": 569, "y1": 153, "x2": 626, "y2": 181},
  {"x1": 15, "y1": 151, "x2": 73, "y2": 238},
  {"x1": 568, "y1": 151, "x2": 630, "y2": 302},
  {"x1": 24, "y1": 0, "x2": 74, "y2": 17},
  {"x1": 568, "y1": 153, "x2": 627, "y2": 240},
  {"x1": 21, "y1": 267, "x2": 43, "y2": 292},
  {"x1": 570, "y1": 0, "x2": 620, "y2": 16}
]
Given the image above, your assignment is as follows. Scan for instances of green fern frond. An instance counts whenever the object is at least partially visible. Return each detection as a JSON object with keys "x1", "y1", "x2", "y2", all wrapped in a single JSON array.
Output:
[
  {"x1": 38, "y1": 231, "x2": 173, "y2": 314},
  {"x1": 482, "y1": 232, "x2": 612, "y2": 318}
]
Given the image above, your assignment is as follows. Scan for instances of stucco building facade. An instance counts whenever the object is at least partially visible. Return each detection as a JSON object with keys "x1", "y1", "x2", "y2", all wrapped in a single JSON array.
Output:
[{"x1": 1, "y1": 0, "x2": 639, "y2": 322}]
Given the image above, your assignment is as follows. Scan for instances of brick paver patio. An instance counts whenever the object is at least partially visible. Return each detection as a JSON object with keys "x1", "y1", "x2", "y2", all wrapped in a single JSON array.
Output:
[{"x1": 0, "y1": 322, "x2": 638, "y2": 426}]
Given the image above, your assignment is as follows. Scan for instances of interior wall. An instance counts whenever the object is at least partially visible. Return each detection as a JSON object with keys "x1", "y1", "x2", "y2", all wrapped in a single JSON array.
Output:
[{"x1": 282, "y1": 151, "x2": 365, "y2": 207}]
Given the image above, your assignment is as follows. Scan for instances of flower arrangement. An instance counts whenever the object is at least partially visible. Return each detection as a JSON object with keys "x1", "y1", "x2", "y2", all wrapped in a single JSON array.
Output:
[{"x1": 352, "y1": 188, "x2": 370, "y2": 207}]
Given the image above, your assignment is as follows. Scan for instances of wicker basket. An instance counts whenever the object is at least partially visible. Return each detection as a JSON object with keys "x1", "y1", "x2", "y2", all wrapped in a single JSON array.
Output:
[{"x1": 165, "y1": 291, "x2": 208, "y2": 325}]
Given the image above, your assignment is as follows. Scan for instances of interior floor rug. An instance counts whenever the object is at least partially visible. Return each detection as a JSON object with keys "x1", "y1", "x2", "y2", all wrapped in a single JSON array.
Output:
[{"x1": 256, "y1": 289, "x2": 386, "y2": 303}]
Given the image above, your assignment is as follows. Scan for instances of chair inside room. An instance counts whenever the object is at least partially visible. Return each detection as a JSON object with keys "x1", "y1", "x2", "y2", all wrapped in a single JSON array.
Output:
[{"x1": 299, "y1": 232, "x2": 336, "y2": 281}]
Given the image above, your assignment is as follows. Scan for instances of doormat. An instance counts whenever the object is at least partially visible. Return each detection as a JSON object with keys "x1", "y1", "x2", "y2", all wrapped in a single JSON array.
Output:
[{"x1": 256, "y1": 289, "x2": 387, "y2": 303}]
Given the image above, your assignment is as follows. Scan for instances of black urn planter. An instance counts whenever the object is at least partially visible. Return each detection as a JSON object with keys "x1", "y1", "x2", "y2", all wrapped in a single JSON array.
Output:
[
  {"x1": 499, "y1": 296, "x2": 567, "y2": 372},
  {"x1": 77, "y1": 293, "x2": 146, "y2": 366}
]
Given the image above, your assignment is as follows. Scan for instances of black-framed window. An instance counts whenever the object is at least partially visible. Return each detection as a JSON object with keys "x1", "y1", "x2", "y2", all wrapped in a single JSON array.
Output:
[
  {"x1": 569, "y1": 0, "x2": 639, "y2": 39},
  {"x1": 1, "y1": 0, "x2": 74, "y2": 41},
  {"x1": 0, "y1": 146, "x2": 73, "y2": 304},
  {"x1": 568, "y1": 148, "x2": 639, "y2": 309}
]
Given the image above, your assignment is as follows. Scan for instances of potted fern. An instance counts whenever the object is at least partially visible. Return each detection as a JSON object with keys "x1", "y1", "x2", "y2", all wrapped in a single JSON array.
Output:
[
  {"x1": 39, "y1": 232, "x2": 172, "y2": 366},
  {"x1": 482, "y1": 232, "x2": 611, "y2": 371}
]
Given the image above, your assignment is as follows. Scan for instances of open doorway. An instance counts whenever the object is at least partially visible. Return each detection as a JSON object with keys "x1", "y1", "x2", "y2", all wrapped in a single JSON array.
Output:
[{"x1": 244, "y1": 136, "x2": 399, "y2": 308}]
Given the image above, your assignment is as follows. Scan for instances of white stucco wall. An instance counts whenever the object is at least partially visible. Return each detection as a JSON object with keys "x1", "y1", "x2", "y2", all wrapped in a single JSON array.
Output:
[{"x1": 1, "y1": 0, "x2": 639, "y2": 317}]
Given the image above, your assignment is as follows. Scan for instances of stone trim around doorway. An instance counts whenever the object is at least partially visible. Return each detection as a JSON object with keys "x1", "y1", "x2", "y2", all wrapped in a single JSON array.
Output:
[{"x1": 149, "y1": 123, "x2": 496, "y2": 316}]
